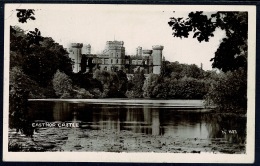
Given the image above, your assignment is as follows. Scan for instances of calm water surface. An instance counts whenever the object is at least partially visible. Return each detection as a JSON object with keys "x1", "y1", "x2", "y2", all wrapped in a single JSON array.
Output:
[{"x1": 28, "y1": 100, "x2": 246, "y2": 143}]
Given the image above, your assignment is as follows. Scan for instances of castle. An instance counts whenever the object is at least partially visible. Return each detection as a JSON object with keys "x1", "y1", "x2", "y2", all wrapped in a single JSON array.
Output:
[{"x1": 68, "y1": 41, "x2": 164, "y2": 75}]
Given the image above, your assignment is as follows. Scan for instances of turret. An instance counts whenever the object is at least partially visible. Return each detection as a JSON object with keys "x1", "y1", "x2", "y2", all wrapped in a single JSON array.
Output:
[
  {"x1": 152, "y1": 45, "x2": 164, "y2": 74},
  {"x1": 136, "y1": 46, "x2": 142, "y2": 56},
  {"x1": 70, "y1": 43, "x2": 83, "y2": 73},
  {"x1": 85, "y1": 44, "x2": 91, "y2": 54}
]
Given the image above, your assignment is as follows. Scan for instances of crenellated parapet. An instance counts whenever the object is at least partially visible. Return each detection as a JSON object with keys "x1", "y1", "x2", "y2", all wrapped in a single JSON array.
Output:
[
  {"x1": 106, "y1": 41, "x2": 124, "y2": 47},
  {"x1": 71, "y1": 43, "x2": 83, "y2": 48},
  {"x1": 108, "y1": 46, "x2": 125, "y2": 50},
  {"x1": 152, "y1": 45, "x2": 164, "y2": 50},
  {"x1": 142, "y1": 50, "x2": 153, "y2": 55}
]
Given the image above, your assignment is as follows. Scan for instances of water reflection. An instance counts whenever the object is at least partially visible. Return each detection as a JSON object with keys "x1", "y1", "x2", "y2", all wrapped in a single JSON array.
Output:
[{"x1": 28, "y1": 101, "x2": 246, "y2": 144}]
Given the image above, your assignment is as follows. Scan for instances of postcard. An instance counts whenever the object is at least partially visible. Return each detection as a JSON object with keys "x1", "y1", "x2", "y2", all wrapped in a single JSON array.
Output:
[{"x1": 3, "y1": 4, "x2": 256, "y2": 163}]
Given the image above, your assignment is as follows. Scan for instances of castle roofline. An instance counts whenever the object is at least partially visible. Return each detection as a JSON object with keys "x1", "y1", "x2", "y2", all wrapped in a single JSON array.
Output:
[
  {"x1": 71, "y1": 43, "x2": 83, "y2": 48},
  {"x1": 142, "y1": 50, "x2": 153, "y2": 54},
  {"x1": 106, "y1": 40, "x2": 124, "y2": 45},
  {"x1": 152, "y1": 45, "x2": 164, "y2": 50}
]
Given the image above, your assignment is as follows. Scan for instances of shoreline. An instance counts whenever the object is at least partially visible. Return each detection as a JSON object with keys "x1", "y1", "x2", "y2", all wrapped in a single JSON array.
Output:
[{"x1": 28, "y1": 99, "x2": 208, "y2": 109}]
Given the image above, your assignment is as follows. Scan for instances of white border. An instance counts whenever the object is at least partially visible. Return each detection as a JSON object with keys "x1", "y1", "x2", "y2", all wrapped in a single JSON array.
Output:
[{"x1": 3, "y1": 4, "x2": 256, "y2": 163}]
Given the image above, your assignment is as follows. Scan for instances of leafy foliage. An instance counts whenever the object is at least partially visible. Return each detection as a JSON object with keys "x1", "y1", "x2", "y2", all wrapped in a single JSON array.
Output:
[
  {"x1": 205, "y1": 68, "x2": 247, "y2": 113},
  {"x1": 126, "y1": 69, "x2": 145, "y2": 98},
  {"x1": 10, "y1": 67, "x2": 46, "y2": 98},
  {"x1": 16, "y1": 9, "x2": 35, "y2": 23},
  {"x1": 163, "y1": 61, "x2": 203, "y2": 79},
  {"x1": 9, "y1": 67, "x2": 35, "y2": 136},
  {"x1": 27, "y1": 28, "x2": 44, "y2": 46},
  {"x1": 168, "y1": 12, "x2": 248, "y2": 72},
  {"x1": 93, "y1": 69, "x2": 127, "y2": 98},
  {"x1": 142, "y1": 73, "x2": 160, "y2": 98},
  {"x1": 10, "y1": 26, "x2": 73, "y2": 87},
  {"x1": 52, "y1": 70, "x2": 73, "y2": 98},
  {"x1": 73, "y1": 88, "x2": 94, "y2": 99}
]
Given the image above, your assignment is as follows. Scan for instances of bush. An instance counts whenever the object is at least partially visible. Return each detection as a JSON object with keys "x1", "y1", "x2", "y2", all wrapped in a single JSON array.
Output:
[
  {"x1": 74, "y1": 88, "x2": 94, "y2": 99},
  {"x1": 126, "y1": 70, "x2": 145, "y2": 98},
  {"x1": 10, "y1": 67, "x2": 46, "y2": 98},
  {"x1": 205, "y1": 68, "x2": 247, "y2": 113},
  {"x1": 52, "y1": 70, "x2": 73, "y2": 98},
  {"x1": 142, "y1": 73, "x2": 160, "y2": 98}
]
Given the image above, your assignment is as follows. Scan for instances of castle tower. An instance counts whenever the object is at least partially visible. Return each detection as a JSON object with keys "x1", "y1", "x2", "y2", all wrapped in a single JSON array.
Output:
[
  {"x1": 136, "y1": 46, "x2": 142, "y2": 56},
  {"x1": 103, "y1": 41, "x2": 125, "y2": 71},
  {"x1": 69, "y1": 43, "x2": 83, "y2": 73},
  {"x1": 152, "y1": 45, "x2": 164, "y2": 74},
  {"x1": 86, "y1": 44, "x2": 91, "y2": 54}
]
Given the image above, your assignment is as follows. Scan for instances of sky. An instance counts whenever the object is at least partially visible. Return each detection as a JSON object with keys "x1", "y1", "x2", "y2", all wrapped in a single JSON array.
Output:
[{"x1": 5, "y1": 4, "x2": 231, "y2": 71}]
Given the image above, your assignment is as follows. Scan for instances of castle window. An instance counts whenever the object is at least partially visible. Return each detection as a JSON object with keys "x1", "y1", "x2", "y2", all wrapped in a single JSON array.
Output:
[
  {"x1": 111, "y1": 59, "x2": 113, "y2": 64},
  {"x1": 116, "y1": 59, "x2": 118, "y2": 64},
  {"x1": 104, "y1": 66, "x2": 107, "y2": 71}
]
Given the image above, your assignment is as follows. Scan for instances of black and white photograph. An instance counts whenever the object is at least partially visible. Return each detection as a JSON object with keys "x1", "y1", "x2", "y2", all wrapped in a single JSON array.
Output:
[{"x1": 3, "y1": 4, "x2": 256, "y2": 163}]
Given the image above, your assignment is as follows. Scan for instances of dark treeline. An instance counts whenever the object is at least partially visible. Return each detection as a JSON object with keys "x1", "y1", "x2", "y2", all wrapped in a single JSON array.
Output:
[{"x1": 9, "y1": 25, "x2": 209, "y2": 100}]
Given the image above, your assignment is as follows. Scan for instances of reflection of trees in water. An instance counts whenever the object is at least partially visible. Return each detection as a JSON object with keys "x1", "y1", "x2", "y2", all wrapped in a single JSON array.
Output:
[
  {"x1": 202, "y1": 113, "x2": 246, "y2": 144},
  {"x1": 28, "y1": 101, "x2": 55, "y2": 121},
  {"x1": 125, "y1": 107, "x2": 144, "y2": 133},
  {"x1": 159, "y1": 109, "x2": 203, "y2": 126},
  {"x1": 158, "y1": 109, "x2": 209, "y2": 138},
  {"x1": 75, "y1": 104, "x2": 162, "y2": 135},
  {"x1": 84, "y1": 105, "x2": 123, "y2": 131},
  {"x1": 151, "y1": 109, "x2": 160, "y2": 135},
  {"x1": 52, "y1": 102, "x2": 72, "y2": 121},
  {"x1": 27, "y1": 102, "x2": 246, "y2": 143}
]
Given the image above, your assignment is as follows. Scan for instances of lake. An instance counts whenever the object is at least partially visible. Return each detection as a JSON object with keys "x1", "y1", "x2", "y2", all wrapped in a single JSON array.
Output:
[{"x1": 9, "y1": 99, "x2": 246, "y2": 153}]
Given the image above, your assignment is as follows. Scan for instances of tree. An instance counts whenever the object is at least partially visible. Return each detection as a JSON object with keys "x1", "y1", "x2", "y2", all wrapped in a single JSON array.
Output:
[
  {"x1": 73, "y1": 88, "x2": 94, "y2": 99},
  {"x1": 52, "y1": 70, "x2": 73, "y2": 98},
  {"x1": 27, "y1": 28, "x2": 44, "y2": 46},
  {"x1": 126, "y1": 69, "x2": 145, "y2": 98},
  {"x1": 11, "y1": 10, "x2": 73, "y2": 86},
  {"x1": 10, "y1": 67, "x2": 46, "y2": 98},
  {"x1": 93, "y1": 70, "x2": 122, "y2": 98},
  {"x1": 168, "y1": 12, "x2": 247, "y2": 72},
  {"x1": 9, "y1": 10, "x2": 42, "y2": 136},
  {"x1": 9, "y1": 67, "x2": 35, "y2": 136},
  {"x1": 204, "y1": 68, "x2": 247, "y2": 113},
  {"x1": 142, "y1": 73, "x2": 160, "y2": 98},
  {"x1": 10, "y1": 27, "x2": 73, "y2": 87},
  {"x1": 116, "y1": 70, "x2": 128, "y2": 97}
]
